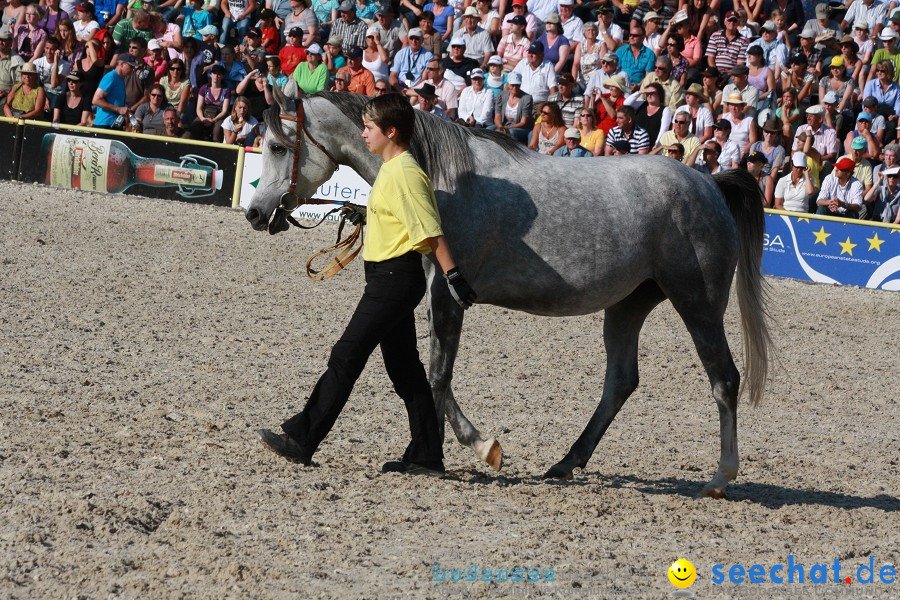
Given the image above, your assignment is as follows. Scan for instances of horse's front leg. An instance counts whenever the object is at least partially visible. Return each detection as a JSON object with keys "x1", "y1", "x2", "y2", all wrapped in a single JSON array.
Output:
[{"x1": 425, "y1": 263, "x2": 503, "y2": 471}]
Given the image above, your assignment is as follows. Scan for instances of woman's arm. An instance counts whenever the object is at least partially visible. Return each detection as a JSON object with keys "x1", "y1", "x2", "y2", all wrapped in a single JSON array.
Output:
[
  {"x1": 571, "y1": 42, "x2": 581, "y2": 80},
  {"x1": 215, "y1": 97, "x2": 231, "y2": 121},
  {"x1": 177, "y1": 83, "x2": 191, "y2": 114},
  {"x1": 427, "y1": 235, "x2": 457, "y2": 273},
  {"x1": 555, "y1": 43, "x2": 570, "y2": 73},
  {"x1": 223, "y1": 122, "x2": 237, "y2": 144},
  {"x1": 196, "y1": 95, "x2": 207, "y2": 121},
  {"x1": 527, "y1": 122, "x2": 540, "y2": 149},
  {"x1": 22, "y1": 88, "x2": 47, "y2": 119},
  {"x1": 837, "y1": 82, "x2": 853, "y2": 113},
  {"x1": 743, "y1": 120, "x2": 757, "y2": 156},
  {"x1": 546, "y1": 125, "x2": 565, "y2": 154}
]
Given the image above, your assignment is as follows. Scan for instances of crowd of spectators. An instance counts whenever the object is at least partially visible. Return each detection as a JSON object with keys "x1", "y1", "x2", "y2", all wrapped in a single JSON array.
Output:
[{"x1": 0, "y1": 0, "x2": 898, "y2": 221}]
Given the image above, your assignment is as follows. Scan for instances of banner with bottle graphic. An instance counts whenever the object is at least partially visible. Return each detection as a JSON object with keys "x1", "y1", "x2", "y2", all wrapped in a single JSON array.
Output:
[
  {"x1": 0, "y1": 118, "x2": 20, "y2": 181},
  {"x1": 18, "y1": 122, "x2": 241, "y2": 207},
  {"x1": 238, "y1": 148, "x2": 371, "y2": 219},
  {"x1": 762, "y1": 211, "x2": 900, "y2": 292}
]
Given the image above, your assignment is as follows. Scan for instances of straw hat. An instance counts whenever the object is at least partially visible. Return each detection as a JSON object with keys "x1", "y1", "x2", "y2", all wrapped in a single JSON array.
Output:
[
  {"x1": 685, "y1": 83, "x2": 707, "y2": 102},
  {"x1": 725, "y1": 92, "x2": 746, "y2": 105},
  {"x1": 602, "y1": 74, "x2": 629, "y2": 93}
]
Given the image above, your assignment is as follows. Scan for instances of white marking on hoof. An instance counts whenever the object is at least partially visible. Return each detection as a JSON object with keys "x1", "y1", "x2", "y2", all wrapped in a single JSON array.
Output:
[{"x1": 474, "y1": 438, "x2": 503, "y2": 471}]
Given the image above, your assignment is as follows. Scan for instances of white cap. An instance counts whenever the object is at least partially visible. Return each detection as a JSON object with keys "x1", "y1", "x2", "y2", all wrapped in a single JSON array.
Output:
[
  {"x1": 672, "y1": 9, "x2": 688, "y2": 24},
  {"x1": 822, "y1": 91, "x2": 838, "y2": 104},
  {"x1": 805, "y1": 104, "x2": 825, "y2": 115},
  {"x1": 564, "y1": 127, "x2": 580, "y2": 139},
  {"x1": 450, "y1": 37, "x2": 466, "y2": 46},
  {"x1": 884, "y1": 166, "x2": 900, "y2": 176},
  {"x1": 488, "y1": 55, "x2": 503, "y2": 65},
  {"x1": 791, "y1": 151, "x2": 807, "y2": 167},
  {"x1": 879, "y1": 28, "x2": 898, "y2": 41},
  {"x1": 148, "y1": 39, "x2": 161, "y2": 50}
]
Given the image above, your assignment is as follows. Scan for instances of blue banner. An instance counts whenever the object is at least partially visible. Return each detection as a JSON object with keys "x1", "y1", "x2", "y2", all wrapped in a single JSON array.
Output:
[{"x1": 762, "y1": 211, "x2": 900, "y2": 292}]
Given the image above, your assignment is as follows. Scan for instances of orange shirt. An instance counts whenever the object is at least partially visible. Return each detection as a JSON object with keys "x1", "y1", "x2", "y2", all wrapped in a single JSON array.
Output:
[{"x1": 337, "y1": 66, "x2": 375, "y2": 96}]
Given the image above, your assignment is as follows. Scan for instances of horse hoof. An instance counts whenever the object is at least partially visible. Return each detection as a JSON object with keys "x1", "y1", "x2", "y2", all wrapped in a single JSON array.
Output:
[
  {"x1": 700, "y1": 485, "x2": 727, "y2": 499},
  {"x1": 543, "y1": 464, "x2": 574, "y2": 480},
  {"x1": 485, "y1": 438, "x2": 503, "y2": 471}
]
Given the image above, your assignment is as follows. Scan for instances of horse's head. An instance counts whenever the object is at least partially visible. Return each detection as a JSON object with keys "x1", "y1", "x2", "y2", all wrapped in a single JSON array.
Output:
[{"x1": 244, "y1": 89, "x2": 341, "y2": 234}]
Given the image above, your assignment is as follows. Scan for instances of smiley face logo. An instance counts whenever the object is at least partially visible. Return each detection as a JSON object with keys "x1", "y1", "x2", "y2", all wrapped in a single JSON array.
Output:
[{"x1": 667, "y1": 559, "x2": 697, "y2": 588}]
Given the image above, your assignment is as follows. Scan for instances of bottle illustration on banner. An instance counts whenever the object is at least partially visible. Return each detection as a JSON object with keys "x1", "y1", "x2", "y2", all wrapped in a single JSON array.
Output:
[{"x1": 41, "y1": 133, "x2": 224, "y2": 198}]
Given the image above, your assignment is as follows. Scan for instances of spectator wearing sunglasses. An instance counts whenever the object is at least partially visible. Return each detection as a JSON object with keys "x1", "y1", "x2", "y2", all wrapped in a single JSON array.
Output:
[
  {"x1": 616, "y1": 26, "x2": 655, "y2": 87},
  {"x1": 864, "y1": 165, "x2": 900, "y2": 223},
  {"x1": 653, "y1": 109, "x2": 699, "y2": 161},
  {"x1": 774, "y1": 152, "x2": 816, "y2": 213},
  {"x1": 705, "y1": 11, "x2": 748, "y2": 79}
]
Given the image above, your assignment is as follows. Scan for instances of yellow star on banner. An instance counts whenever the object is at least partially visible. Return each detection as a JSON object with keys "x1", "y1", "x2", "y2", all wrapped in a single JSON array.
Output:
[
  {"x1": 839, "y1": 236, "x2": 857, "y2": 256},
  {"x1": 866, "y1": 233, "x2": 885, "y2": 252},
  {"x1": 795, "y1": 217, "x2": 810, "y2": 223},
  {"x1": 813, "y1": 226, "x2": 831, "y2": 245}
]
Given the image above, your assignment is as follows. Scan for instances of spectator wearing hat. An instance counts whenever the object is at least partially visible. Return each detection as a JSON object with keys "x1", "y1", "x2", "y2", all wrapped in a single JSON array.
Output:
[
  {"x1": 857, "y1": 95, "x2": 886, "y2": 143},
  {"x1": 554, "y1": 127, "x2": 593, "y2": 156},
  {"x1": 112, "y1": 38, "x2": 154, "y2": 112},
  {"x1": 92, "y1": 53, "x2": 135, "y2": 127},
  {"x1": 537, "y1": 13, "x2": 570, "y2": 75},
  {"x1": 705, "y1": 11, "x2": 748, "y2": 79},
  {"x1": 816, "y1": 155, "x2": 864, "y2": 217},
  {"x1": 500, "y1": 0, "x2": 537, "y2": 41},
  {"x1": 616, "y1": 25, "x2": 654, "y2": 86},
  {"x1": 862, "y1": 59, "x2": 900, "y2": 116},
  {"x1": 324, "y1": 34, "x2": 348, "y2": 78},
  {"x1": 498, "y1": 14, "x2": 530, "y2": 72},
  {"x1": 604, "y1": 104, "x2": 650, "y2": 154},
  {"x1": 863, "y1": 164, "x2": 900, "y2": 223},
  {"x1": 712, "y1": 118, "x2": 742, "y2": 168},
  {"x1": 790, "y1": 27, "x2": 821, "y2": 76},
  {"x1": 819, "y1": 54, "x2": 856, "y2": 114},
  {"x1": 416, "y1": 57, "x2": 457, "y2": 114},
  {"x1": 484, "y1": 54, "x2": 506, "y2": 96},
  {"x1": 362, "y1": 25, "x2": 390, "y2": 81},
  {"x1": 722, "y1": 91, "x2": 756, "y2": 157},
  {"x1": 594, "y1": 71, "x2": 627, "y2": 135},
  {"x1": 512, "y1": 40, "x2": 557, "y2": 102},
  {"x1": 851, "y1": 21, "x2": 874, "y2": 78},
  {"x1": 743, "y1": 45, "x2": 774, "y2": 109},
  {"x1": 3, "y1": 62, "x2": 45, "y2": 118},
  {"x1": 457, "y1": 67, "x2": 493, "y2": 126},
  {"x1": 721, "y1": 64, "x2": 758, "y2": 116},
  {"x1": 831, "y1": 35, "x2": 863, "y2": 91},
  {"x1": 750, "y1": 117, "x2": 786, "y2": 176},
  {"x1": 686, "y1": 141, "x2": 725, "y2": 175},
  {"x1": 72, "y1": 3, "x2": 99, "y2": 43},
  {"x1": 288, "y1": 42, "x2": 327, "y2": 93},
  {"x1": 841, "y1": 0, "x2": 886, "y2": 37},
  {"x1": 845, "y1": 135, "x2": 875, "y2": 193},
  {"x1": 557, "y1": 0, "x2": 583, "y2": 47},
  {"x1": 774, "y1": 151, "x2": 816, "y2": 212},
  {"x1": 653, "y1": 109, "x2": 698, "y2": 161},
  {"x1": 676, "y1": 82, "x2": 713, "y2": 142},
  {"x1": 441, "y1": 37, "x2": 479, "y2": 89},
  {"x1": 491, "y1": 70, "x2": 532, "y2": 142},
  {"x1": 192, "y1": 63, "x2": 230, "y2": 140},
  {"x1": 781, "y1": 53, "x2": 816, "y2": 106},
  {"x1": 746, "y1": 21, "x2": 788, "y2": 77},
  {"x1": 52, "y1": 72, "x2": 91, "y2": 125},
  {"x1": 865, "y1": 30, "x2": 900, "y2": 88},
  {"x1": 546, "y1": 72, "x2": 582, "y2": 126},
  {"x1": 459, "y1": 6, "x2": 493, "y2": 67},
  {"x1": 282, "y1": 2, "x2": 319, "y2": 46},
  {"x1": 792, "y1": 103, "x2": 839, "y2": 162},
  {"x1": 331, "y1": 0, "x2": 368, "y2": 49},
  {"x1": 745, "y1": 150, "x2": 774, "y2": 202},
  {"x1": 801, "y1": 3, "x2": 841, "y2": 46},
  {"x1": 631, "y1": 0, "x2": 673, "y2": 31},
  {"x1": 413, "y1": 82, "x2": 451, "y2": 120},
  {"x1": 278, "y1": 27, "x2": 308, "y2": 75},
  {"x1": 239, "y1": 29, "x2": 266, "y2": 71},
  {"x1": 584, "y1": 51, "x2": 629, "y2": 103},
  {"x1": 639, "y1": 10, "x2": 663, "y2": 55},
  {"x1": 596, "y1": 5, "x2": 623, "y2": 52},
  {"x1": 660, "y1": 10, "x2": 701, "y2": 71},
  {"x1": 336, "y1": 45, "x2": 376, "y2": 95},
  {"x1": 389, "y1": 27, "x2": 433, "y2": 89},
  {"x1": 372, "y1": 6, "x2": 405, "y2": 59},
  {"x1": 819, "y1": 90, "x2": 845, "y2": 138},
  {"x1": 529, "y1": 101, "x2": 566, "y2": 154},
  {"x1": 843, "y1": 111, "x2": 882, "y2": 160},
  {"x1": 609, "y1": 138, "x2": 630, "y2": 155},
  {"x1": 639, "y1": 55, "x2": 683, "y2": 111},
  {"x1": 145, "y1": 38, "x2": 170, "y2": 83}
]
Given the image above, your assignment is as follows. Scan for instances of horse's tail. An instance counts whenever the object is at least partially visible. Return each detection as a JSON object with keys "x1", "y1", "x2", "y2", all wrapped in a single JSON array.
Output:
[{"x1": 712, "y1": 169, "x2": 773, "y2": 407}]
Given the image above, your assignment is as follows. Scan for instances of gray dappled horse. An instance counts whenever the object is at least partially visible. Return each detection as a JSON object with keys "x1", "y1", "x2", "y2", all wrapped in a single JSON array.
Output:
[{"x1": 244, "y1": 91, "x2": 772, "y2": 498}]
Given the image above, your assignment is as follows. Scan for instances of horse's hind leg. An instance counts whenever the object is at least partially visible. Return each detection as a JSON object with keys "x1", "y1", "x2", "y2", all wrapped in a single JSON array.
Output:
[
  {"x1": 673, "y1": 310, "x2": 741, "y2": 498},
  {"x1": 426, "y1": 268, "x2": 503, "y2": 471},
  {"x1": 545, "y1": 281, "x2": 665, "y2": 480}
]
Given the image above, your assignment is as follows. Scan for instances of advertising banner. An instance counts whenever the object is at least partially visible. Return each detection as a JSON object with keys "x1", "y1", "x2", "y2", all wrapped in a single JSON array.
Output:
[
  {"x1": 762, "y1": 211, "x2": 900, "y2": 292},
  {"x1": 238, "y1": 149, "x2": 371, "y2": 220},
  {"x1": 0, "y1": 118, "x2": 20, "y2": 181},
  {"x1": 18, "y1": 123, "x2": 240, "y2": 207}
]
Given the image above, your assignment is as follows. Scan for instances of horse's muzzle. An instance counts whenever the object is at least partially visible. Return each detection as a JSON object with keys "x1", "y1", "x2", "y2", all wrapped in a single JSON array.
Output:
[{"x1": 245, "y1": 207, "x2": 269, "y2": 231}]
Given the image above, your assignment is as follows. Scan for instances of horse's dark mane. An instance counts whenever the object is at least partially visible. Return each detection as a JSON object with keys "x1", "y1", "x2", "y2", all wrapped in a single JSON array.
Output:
[{"x1": 264, "y1": 92, "x2": 528, "y2": 190}]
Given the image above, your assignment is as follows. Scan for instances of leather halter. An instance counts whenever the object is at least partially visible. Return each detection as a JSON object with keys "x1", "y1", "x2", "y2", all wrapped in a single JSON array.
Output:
[
  {"x1": 275, "y1": 100, "x2": 365, "y2": 281},
  {"x1": 278, "y1": 99, "x2": 341, "y2": 209}
]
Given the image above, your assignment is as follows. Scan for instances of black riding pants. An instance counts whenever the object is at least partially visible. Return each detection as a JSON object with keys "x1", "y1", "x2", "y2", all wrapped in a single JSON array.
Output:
[{"x1": 281, "y1": 251, "x2": 444, "y2": 470}]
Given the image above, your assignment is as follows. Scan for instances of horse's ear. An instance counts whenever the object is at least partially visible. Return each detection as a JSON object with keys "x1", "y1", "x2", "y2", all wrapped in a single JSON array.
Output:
[{"x1": 272, "y1": 83, "x2": 295, "y2": 115}]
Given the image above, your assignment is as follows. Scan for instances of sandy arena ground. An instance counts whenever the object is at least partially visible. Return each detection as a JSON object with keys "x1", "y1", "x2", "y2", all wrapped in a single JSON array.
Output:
[{"x1": 0, "y1": 180, "x2": 898, "y2": 599}]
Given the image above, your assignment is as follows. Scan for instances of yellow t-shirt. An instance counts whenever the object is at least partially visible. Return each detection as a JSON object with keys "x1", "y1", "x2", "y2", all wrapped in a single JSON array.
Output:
[
  {"x1": 580, "y1": 128, "x2": 605, "y2": 154},
  {"x1": 362, "y1": 151, "x2": 444, "y2": 262}
]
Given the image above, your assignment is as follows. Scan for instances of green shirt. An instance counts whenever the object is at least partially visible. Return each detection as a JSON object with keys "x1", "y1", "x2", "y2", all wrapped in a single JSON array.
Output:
[
  {"x1": 113, "y1": 19, "x2": 154, "y2": 45},
  {"x1": 870, "y1": 48, "x2": 900, "y2": 83},
  {"x1": 292, "y1": 62, "x2": 328, "y2": 95}
]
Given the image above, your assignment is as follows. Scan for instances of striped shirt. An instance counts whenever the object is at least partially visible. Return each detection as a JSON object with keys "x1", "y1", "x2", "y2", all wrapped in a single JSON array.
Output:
[
  {"x1": 606, "y1": 125, "x2": 650, "y2": 153},
  {"x1": 705, "y1": 31, "x2": 749, "y2": 76},
  {"x1": 817, "y1": 173, "x2": 864, "y2": 216}
]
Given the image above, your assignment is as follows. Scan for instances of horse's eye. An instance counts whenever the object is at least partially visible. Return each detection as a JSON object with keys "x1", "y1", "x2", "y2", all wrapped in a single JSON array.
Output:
[{"x1": 270, "y1": 143, "x2": 287, "y2": 156}]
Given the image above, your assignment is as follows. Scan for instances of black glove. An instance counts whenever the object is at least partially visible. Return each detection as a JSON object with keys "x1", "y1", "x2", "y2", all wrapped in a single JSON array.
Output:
[
  {"x1": 445, "y1": 268, "x2": 476, "y2": 309},
  {"x1": 342, "y1": 205, "x2": 366, "y2": 226}
]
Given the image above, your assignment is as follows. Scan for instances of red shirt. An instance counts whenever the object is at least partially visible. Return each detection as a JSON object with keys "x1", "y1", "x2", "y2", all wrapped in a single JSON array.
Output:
[
  {"x1": 279, "y1": 45, "x2": 307, "y2": 75},
  {"x1": 261, "y1": 25, "x2": 279, "y2": 54},
  {"x1": 595, "y1": 94, "x2": 624, "y2": 138}
]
